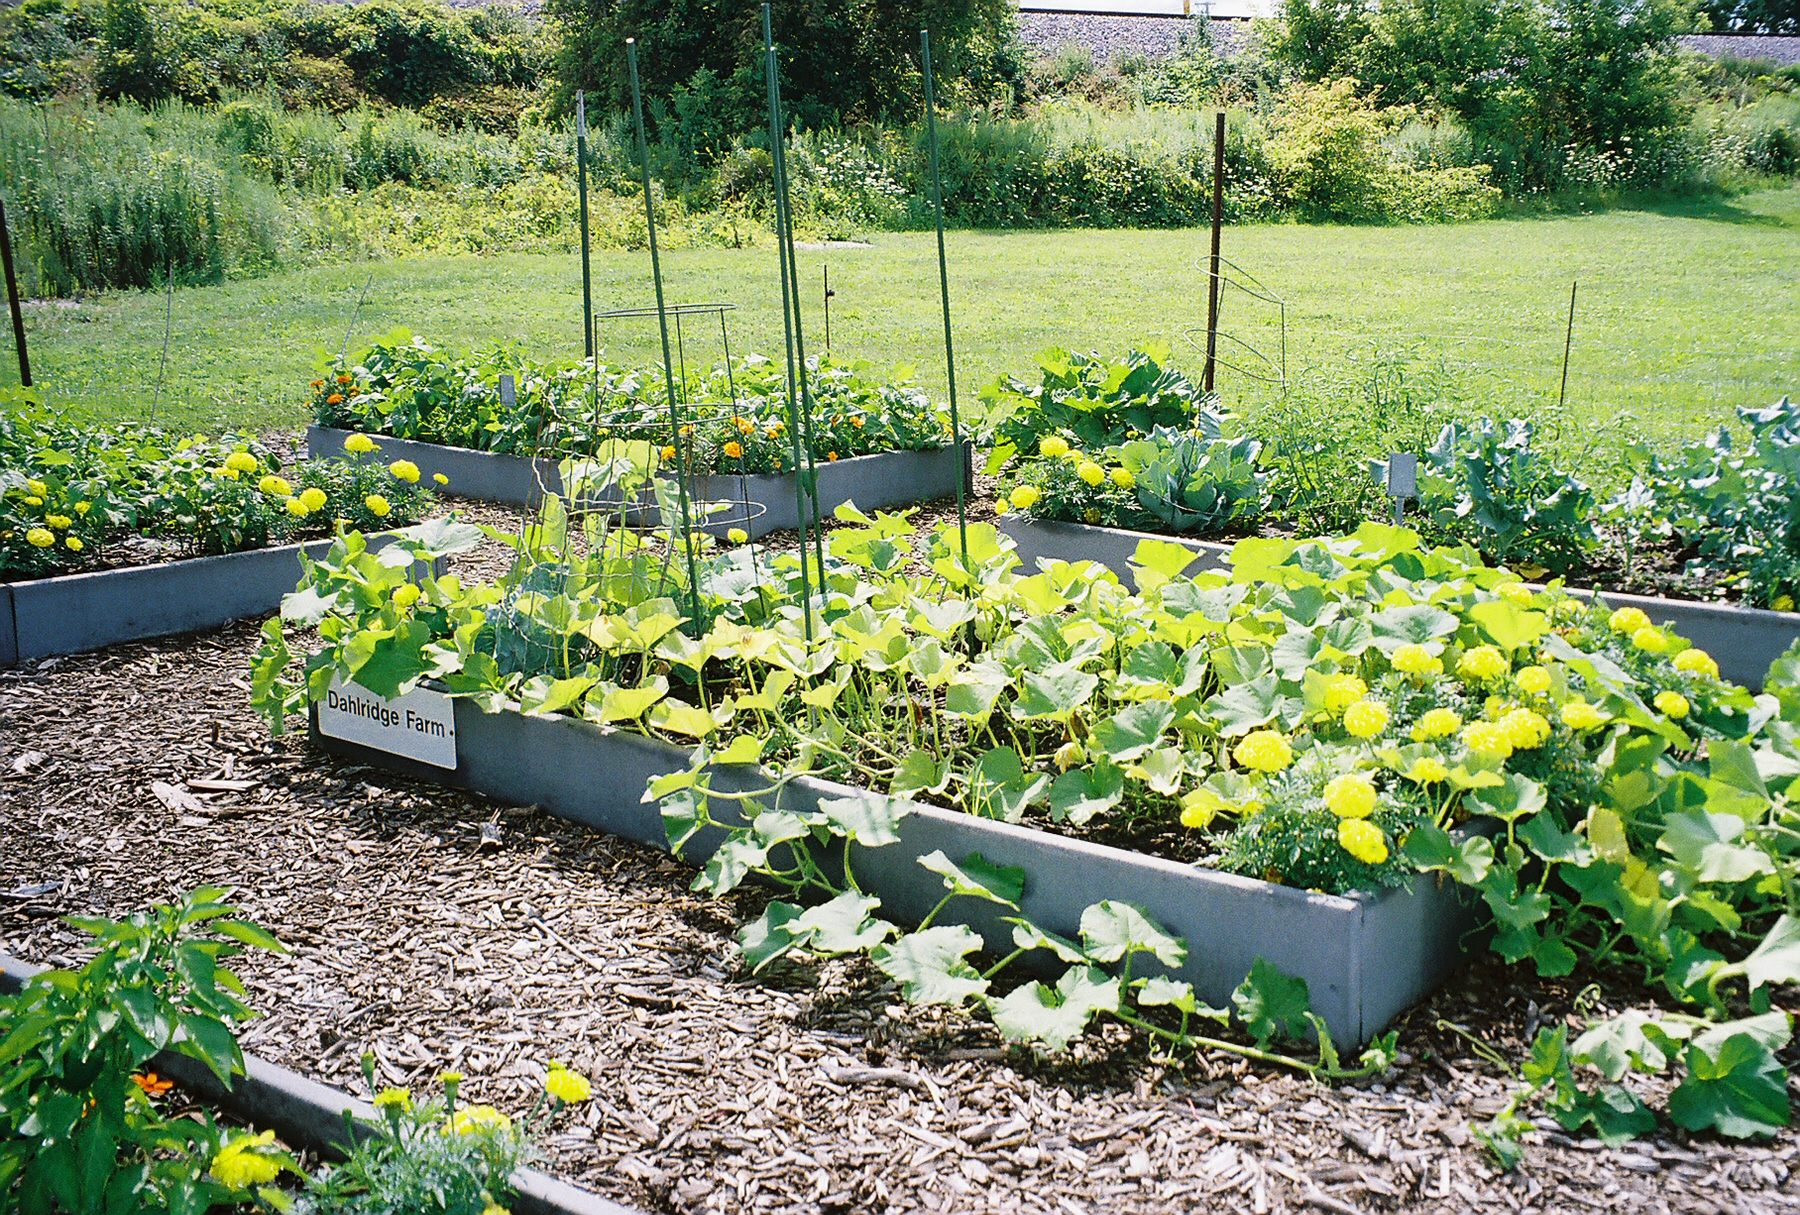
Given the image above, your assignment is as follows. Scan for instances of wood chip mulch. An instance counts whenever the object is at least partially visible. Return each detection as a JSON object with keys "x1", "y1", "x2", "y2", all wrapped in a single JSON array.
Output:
[{"x1": 3, "y1": 498, "x2": 1799, "y2": 1215}]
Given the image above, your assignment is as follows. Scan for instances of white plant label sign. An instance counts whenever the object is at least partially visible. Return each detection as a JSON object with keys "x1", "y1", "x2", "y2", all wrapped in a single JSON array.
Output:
[{"x1": 318, "y1": 677, "x2": 458, "y2": 769}]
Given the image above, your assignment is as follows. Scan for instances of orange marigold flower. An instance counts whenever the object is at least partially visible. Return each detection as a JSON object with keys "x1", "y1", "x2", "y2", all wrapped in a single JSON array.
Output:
[
  {"x1": 724, "y1": 441, "x2": 744, "y2": 459},
  {"x1": 326, "y1": 393, "x2": 344, "y2": 405},
  {"x1": 827, "y1": 451, "x2": 839, "y2": 462},
  {"x1": 310, "y1": 380, "x2": 324, "y2": 390},
  {"x1": 337, "y1": 374, "x2": 351, "y2": 384},
  {"x1": 133, "y1": 1073, "x2": 174, "y2": 1098}
]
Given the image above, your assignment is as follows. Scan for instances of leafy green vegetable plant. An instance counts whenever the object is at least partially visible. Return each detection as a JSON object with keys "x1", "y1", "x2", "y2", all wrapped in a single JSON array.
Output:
[
  {"x1": 1419, "y1": 417, "x2": 1597, "y2": 575},
  {"x1": 979, "y1": 343, "x2": 1214, "y2": 461},
  {"x1": 0, "y1": 887, "x2": 288, "y2": 1215}
]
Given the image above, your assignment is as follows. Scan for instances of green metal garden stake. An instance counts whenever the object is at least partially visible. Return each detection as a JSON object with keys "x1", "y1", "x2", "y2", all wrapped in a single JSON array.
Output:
[
  {"x1": 577, "y1": 91, "x2": 595, "y2": 362},
  {"x1": 920, "y1": 29, "x2": 970, "y2": 573},
  {"x1": 765, "y1": 11, "x2": 829, "y2": 590},
  {"x1": 762, "y1": 3, "x2": 815, "y2": 640},
  {"x1": 627, "y1": 39, "x2": 705, "y2": 635}
]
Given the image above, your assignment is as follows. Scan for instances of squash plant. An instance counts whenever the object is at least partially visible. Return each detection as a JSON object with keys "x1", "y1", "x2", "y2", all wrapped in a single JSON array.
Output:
[{"x1": 254, "y1": 461, "x2": 1800, "y2": 1145}]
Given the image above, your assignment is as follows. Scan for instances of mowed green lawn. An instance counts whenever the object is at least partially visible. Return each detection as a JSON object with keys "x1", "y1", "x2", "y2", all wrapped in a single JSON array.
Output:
[{"x1": 9, "y1": 187, "x2": 1798, "y2": 450}]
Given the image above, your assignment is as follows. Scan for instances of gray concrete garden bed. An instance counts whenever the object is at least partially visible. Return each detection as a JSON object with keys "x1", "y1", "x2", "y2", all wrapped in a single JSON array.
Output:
[
  {"x1": 0, "y1": 533, "x2": 419, "y2": 669},
  {"x1": 0, "y1": 955, "x2": 641, "y2": 1215},
  {"x1": 996, "y1": 516, "x2": 1800, "y2": 689},
  {"x1": 307, "y1": 696, "x2": 1483, "y2": 1048},
  {"x1": 308, "y1": 427, "x2": 969, "y2": 538}
]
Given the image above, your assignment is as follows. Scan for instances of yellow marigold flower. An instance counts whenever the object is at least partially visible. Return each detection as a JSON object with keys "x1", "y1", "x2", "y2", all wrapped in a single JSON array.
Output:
[
  {"x1": 374, "y1": 1087, "x2": 412, "y2": 1112},
  {"x1": 210, "y1": 1130, "x2": 283, "y2": 1189},
  {"x1": 45, "y1": 514, "x2": 71, "y2": 529},
  {"x1": 1559, "y1": 699, "x2": 1611, "y2": 731},
  {"x1": 1631, "y1": 627, "x2": 1666, "y2": 654},
  {"x1": 286, "y1": 497, "x2": 310, "y2": 518},
  {"x1": 24, "y1": 495, "x2": 43, "y2": 506},
  {"x1": 481, "y1": 1202, "x2": 509, "y2": 1215},
  {"x1": 365, "y1": 494, "x2": 391, "y2": 517},
  {"x1": 298, "y1": 488, "x2": 328, "y2": 512},
  {"x1": 25, "y1": 527, "x2": 53, "y2": 548},
  {"x1": 1391, "y1": 644, "x2": 1442, "y2": 678},
  {"x1": 1343, "y1": 699, "x2": 1390, "y2": 739},
  {"x1": 1515, "y1": 665, "x2": 1552, "y2": 696},
  {"x1": 1110, "y1": 466, "x2": 1135, "y2": 489},
  {"x1": 546, "y1": 1062, "x2": 592, "y2": 1104},
  {"x1": 448, "y1": 1105, "x2": 511, "y2": 1136},
  {"x1": 75, "y1": 502, "x2": 90, "y2": 515},
  {"x1": 1673, "y1": 648, "x2": 1719, "y2": 679},
  {"x1": 434, "y1": 472, "x2": 449, "y2": 485},
  {"x1": 1496, "y1": 581, "x2": 1533, "y2": 606},
  {"x1": 389, "y1": 460, "x2": 420, "y2": 483},
  {"x1": 660, "y1": 445, "x2": 676, "y2": 462},
  {"x1": 1234, "y1": 730, "x2": 1293, "y2": 773},
  {"x1": 1405, "y1": 756, "x2": 1450, "y2": 784},
  {"x1": 1040, "y1": 436, "x2": 1070, "y2": 458},
  {"x1": 64, "y1": 536, "x2": 83, "y2": 552},
  {"x1": 1608, "y1": 606, "x2": 1651, "y2": 634},
  {"x1": 1338, "y1": 818, "x2": 1389, "y2": 866},
  {"x1": 390, "y1": 584, "x2": 421, "y2": 609},
  {"x1": 852, "y1": 416, "x2": 865, "y2": 429},
  {"x1": 1775, "y1": 594, "x2": 1797, "y2": 613},
  {"x1": 1323, "y1": 674, "x2": 1368, "y2": 714},
  {"x1": 344, "y1": 433, "x2": 377, "y2": 455},
  {"x1": 1499, "y1": 708, "x2": 1551, "y2": 750},
  {"x1": 1462, "y1": 720, "x2": 1514, "y2": 759},
  {"x1": 766, "y1": 425, "x2": 782, "y2": 439},
  {"x1": 827, "y1": 451, "x2": 839, "y2": 462},
  {"x1": 258, "y1": 474, "x2": 291, "y2": 497},
  {"x1": 1412, "y1": 707, "x2": 1463, "y2": 741},
  {"x1": 1083, "y1": 509, "x2": 1101, "y2": 524},
  {"x1": 1458, "y1": 645, "x2": 1508, "y2": 682},
  {"x1": 1009, "y1": 485, "x2": 1042, "y2": 510},
  {"x1": 226, "y1": 451, "x2": 260, "y2": 474},
  {"x1": 1653, "y1": 690, "x2": 1690, "y2": 719},
  {"x1": 26, "y1": 478, "x2": 47, "y2": 496},
  {"x1": 724, "y1": 441, "x2": 744, "y2": 459},
  {"x1": 734, "y1": 416, "x2": 754, "y2": 434},
  {"x1": 1323, "y1": 772, "x2": 1377, "y2": 819},
  {"x1": 679, "y1": 424, "x2": 695, "y2": 437},
  {"x1": 1076, "y1": 461, "x2": 1106, "y2": 487},
  {"x1": 727, "y1": 527, "x2": 749, "y2": 544}
]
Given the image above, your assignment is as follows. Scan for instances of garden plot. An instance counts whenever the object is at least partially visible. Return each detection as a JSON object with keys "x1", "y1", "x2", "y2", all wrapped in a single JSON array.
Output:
[{"x1": 4, "y1": 621, "x2": 1795, "y2": 1215}]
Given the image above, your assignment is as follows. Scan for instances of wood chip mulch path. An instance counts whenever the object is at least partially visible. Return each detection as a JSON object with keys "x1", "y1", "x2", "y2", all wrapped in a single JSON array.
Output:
[{"x1": 3, "y1": 502, "x2": 1799, "y2": 1214}]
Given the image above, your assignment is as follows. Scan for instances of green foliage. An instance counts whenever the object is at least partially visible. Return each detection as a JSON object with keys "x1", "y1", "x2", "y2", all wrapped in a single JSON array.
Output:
[
  {"x1": 1420, "y1": 416, "x2": 1598, "y2": 574},
  {"x1": 0, "y1": 887, "x2": 288, "y2": 1214},
  {"x1": 295, "y1": 1063, "x2": 534, "y2": 1215},
  {"x1": 1611, "y1": 394, "x2": 1800, "y2": 608},
  {"x1": 980, "y1": 343, "x2": 1214, "y2": 456},
  {"x1": 0, "y1": 396, "x2": 433, "y2": 578},
  {"x1": 315, "y1": 329, "x2": 951, "y2": 472}
]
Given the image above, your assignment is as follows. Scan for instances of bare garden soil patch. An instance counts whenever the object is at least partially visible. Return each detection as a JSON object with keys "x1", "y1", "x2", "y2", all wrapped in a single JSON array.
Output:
[{"x1": 4, "y1": 593, "x2": 1800, "y2": 1210}]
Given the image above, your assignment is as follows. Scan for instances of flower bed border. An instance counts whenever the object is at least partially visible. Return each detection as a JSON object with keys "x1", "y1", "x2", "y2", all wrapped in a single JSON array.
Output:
[
  {"x1": 307, "y1": 427, "x2": 971, "y2": 539},
  {"x1": 305, "y1": 695, "x2": 1483, "y2": 1048},
  {"x1": 995, "y1": 516, "x2": 1800, "y2": 690},
  {"x1": 0, "y1": 956, "x2": 643, "y2": 1215},
  {"x1": 0, "y1": 533, "x2": 423, "y2": 669}
]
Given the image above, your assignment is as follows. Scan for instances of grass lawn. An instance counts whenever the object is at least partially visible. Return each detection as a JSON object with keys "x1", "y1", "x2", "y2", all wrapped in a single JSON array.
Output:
[{"x1": 7, "y1": 187, "x2": 1798, "y2": 455}]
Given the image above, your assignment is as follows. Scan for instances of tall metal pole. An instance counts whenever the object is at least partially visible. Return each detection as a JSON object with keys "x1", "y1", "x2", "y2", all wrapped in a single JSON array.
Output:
[
  {"x1": 627, "y1": 40, "x2": 704, "y2": 633},
  {"x1": 1202, "y1": 110, "x2": 1225, "y2": 396},
  {"x1": 577, "y1": 92, "x2": 595, "y2": 361},
  {"x1": 763, "y1": 4, "x2": 815, "y2": 642},
  {"x1": 920, "y1": 30, "x2": 969, "y2": 571},
  {"x1": 0, "y1": 198, "x2": 30, "y2": 387},
  {"x1": 1558, "y1": 280, "x2": 1577, "y2": 412}
]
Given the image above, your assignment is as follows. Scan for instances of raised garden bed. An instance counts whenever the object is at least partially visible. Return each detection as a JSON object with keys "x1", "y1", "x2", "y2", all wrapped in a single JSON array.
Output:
[
  {"x1": 308, "y1": 426, "x2": 970, "y2": 539},
  {"x1": 307, "y1": 692, "x2": 1483, "y2": 1048},
  {"x1": 0, "y1": 954, "x2": 643, "y2": 1215},
  {"x1": 996, "y1": 515, "x2": 1800, "y2": 690},
  {"x1": 0, "y1": 532, "x2": 424, "y2": 668}
]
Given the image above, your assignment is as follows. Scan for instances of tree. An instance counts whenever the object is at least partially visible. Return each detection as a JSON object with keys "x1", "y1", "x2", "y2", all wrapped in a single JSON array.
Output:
[{"x1": 546, "y1": 0, "x2": 1014, "y2": 141}]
